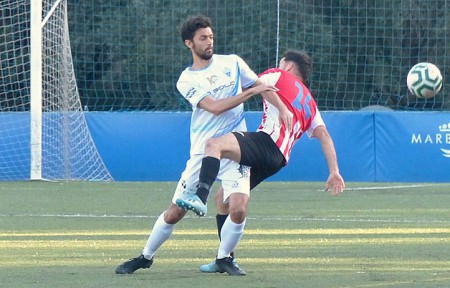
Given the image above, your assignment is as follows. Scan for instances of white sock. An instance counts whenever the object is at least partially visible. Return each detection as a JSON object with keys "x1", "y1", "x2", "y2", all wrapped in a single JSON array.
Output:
[
  {"x1": 142, "y1": 212, "x2": 175, "y2": 260},
  {"x1": 217, "y1": 216, "x2": 246, "y2": 259}
]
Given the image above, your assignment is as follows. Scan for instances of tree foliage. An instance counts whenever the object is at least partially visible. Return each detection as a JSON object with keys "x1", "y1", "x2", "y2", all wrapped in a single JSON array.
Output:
[{"x1": 45, "y1": 1, "x2": 450, "y2": 110}]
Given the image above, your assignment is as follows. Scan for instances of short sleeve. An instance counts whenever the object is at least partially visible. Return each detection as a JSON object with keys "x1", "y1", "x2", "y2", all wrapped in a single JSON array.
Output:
[
  {"x1": 306, "y1": 108, "x2": 325, "y2": 138},
  {"x1": 177, "y1": 75, "x2": 209, "y2": 107},
  {"x1": 259, "y1": 70, "x2": 282, "y2": 86},
  {"x1": 234, "y1": 55, "x2": 258, "y2": 88}
]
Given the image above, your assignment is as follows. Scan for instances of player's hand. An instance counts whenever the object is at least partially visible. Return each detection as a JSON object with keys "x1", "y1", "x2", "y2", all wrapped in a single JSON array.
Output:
[
  {"x1": 278, "y1": 107, "x2": 293, "y2": 131},
  {"x1": 325, "y1": 171, "x2": 345, "y2": 195},
  {"x1": 252, "y1": 84, "x2": 278, "y2": 95}
]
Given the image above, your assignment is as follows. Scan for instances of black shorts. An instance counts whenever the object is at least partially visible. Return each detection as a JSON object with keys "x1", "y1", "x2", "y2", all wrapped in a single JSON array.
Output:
[{"x1": 232, "y1": 131, "x2": 286, "y2": 190}]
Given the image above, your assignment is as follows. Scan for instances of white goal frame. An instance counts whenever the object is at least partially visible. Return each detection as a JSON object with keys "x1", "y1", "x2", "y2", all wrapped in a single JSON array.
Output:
[
  {"x1": 30, "y1": 0, "x2": 43, "y2": 180},
  {"x1": 13, "y1": 0, "x2": 113, "y2": 181}
]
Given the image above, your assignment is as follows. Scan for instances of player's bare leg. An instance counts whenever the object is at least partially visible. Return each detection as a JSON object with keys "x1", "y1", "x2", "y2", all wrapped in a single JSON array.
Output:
[
  {"x1": 175, "y1": 133, "x2": 240, "y2": 216},
  {"x1": 176, "y1": 133, "x2": 242, "y2": 216}
]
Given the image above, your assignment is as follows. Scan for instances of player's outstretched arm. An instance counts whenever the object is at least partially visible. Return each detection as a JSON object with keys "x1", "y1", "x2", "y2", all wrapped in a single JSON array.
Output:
[
  {"x1": 312, "y1": 126, "x2": 345, "y2": 195},
  {"x1": 198, "y1": 84, "x2": 277, "y2": 115}
]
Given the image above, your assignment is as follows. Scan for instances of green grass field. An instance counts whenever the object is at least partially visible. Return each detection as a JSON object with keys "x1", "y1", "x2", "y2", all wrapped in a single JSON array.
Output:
[{"x1": 0, "y1": 181, "x2": 449, "y2": 288}]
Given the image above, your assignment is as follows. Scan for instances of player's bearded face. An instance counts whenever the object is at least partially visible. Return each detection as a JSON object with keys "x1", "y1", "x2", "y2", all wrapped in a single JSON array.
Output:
[
  {"x1": 191, "y1": 28, "x2": 214, "y2": 61},
  {"x1": 192, "y1": 43, "x2": 213, "y2": 60}
]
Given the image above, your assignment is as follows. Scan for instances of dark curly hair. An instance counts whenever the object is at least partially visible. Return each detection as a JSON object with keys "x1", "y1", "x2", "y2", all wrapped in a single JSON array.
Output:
[
  {"x1": 180, "y1": 14, "x2": 212, "y2": 42},
  {"x1": 282, "y1": 50, "x2": 313, "y2": 88}
]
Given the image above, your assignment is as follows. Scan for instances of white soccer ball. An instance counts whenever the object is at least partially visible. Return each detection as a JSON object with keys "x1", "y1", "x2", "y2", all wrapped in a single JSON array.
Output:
[{"x1": 407, "y1": 62, "x2": 443, "y2": 99}]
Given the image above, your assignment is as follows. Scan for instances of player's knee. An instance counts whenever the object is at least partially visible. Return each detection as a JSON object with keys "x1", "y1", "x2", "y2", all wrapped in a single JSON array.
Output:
[
  {"x1": 228, "y1": 193, "x2": 248, "y2": 223},
  {"x1": 204, "y1": 138, "x2": 221, "y2": 155},
  {"x1": 164, "y1": 204, "x2": 186, "y2": 224},
  {"x1": 229, "y1": 206, "x2": 247, "y2": 224}
]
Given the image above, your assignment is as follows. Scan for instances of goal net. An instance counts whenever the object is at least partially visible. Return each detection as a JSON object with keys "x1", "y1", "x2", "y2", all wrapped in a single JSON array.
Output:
[
  {"x1": 0, "y1": 0, "x2": 112, "y2": 181},
  {"x1": 67, "y1": 0, "x2": 448, "y2": 112}
]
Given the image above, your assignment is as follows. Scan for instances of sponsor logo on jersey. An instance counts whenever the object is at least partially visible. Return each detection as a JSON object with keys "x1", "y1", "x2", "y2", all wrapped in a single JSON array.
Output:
[
  {"x1": 207, "y1": 75, "x2": 218, "y2": 84},
  {"x1": 185, "y1": 87, "x2": 196, "y2": 99},
  {"x1": 210, "y1": 81, "x2": 236, "y2": 94}
]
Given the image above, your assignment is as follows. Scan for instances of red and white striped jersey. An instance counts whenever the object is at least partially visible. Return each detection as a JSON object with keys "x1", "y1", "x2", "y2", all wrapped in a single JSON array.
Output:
[{"x1": 258, "y1": 68, "x2": 325, "y2": 163}]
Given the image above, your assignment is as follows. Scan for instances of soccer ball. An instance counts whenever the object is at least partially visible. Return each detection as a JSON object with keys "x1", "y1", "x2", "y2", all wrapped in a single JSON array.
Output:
[{"x1": 407, "y1": 62, "x2": 443, "y2": 99}]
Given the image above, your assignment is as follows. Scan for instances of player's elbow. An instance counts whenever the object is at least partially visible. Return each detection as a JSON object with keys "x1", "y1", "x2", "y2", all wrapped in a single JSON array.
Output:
[
  {"x1": 312, "y1": 125, "x2": 329, "y2": 139},
  {"x1": 209, "y1": 107, "x2": 224, "y2": 116},
  {"x1": 202, "y1": 103, "x2": 225, "y2": 116},
  {"x1": 198, "y1": 97, "x2": 225, "y2": 115}
]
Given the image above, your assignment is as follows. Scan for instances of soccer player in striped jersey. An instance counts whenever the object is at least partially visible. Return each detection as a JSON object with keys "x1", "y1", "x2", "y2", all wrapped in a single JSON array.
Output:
[
  {"x1": 177, "y1": 50, "x2": 345, "y2": 275},
  {"x1": 115, "y1": 14, "x2": 277, "y2": 275}
]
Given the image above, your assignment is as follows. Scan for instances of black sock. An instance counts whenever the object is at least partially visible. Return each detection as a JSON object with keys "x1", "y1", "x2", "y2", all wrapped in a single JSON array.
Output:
[
  {"x1": 216, "y1": 214, "x2": 234, "y2": 258},
  {"x1": 216, "y1": 214, "x2": 228, "y2": 239},
  {"x1": 196, "y1": 186, "x2": 210, "y2": 205},
  {"x1": 196, "y1": 156, "x2": 220, "y2": 204}
]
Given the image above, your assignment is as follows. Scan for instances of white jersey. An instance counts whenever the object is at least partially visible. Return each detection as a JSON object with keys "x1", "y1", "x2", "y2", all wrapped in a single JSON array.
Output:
[{"x1": 177, "y1": 54, "x2": 258, "y2": 155}]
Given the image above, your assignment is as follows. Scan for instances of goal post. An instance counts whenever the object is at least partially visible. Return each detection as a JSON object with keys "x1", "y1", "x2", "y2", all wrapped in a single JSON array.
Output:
[
  {"x1": 0, "y1": 0, "x2": 112, "y2": 181},
  {"x1": 30, "y1": 0, "x2": 43, "y2": 180}
]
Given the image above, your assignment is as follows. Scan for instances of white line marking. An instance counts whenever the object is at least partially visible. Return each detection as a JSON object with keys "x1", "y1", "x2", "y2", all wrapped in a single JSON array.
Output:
[
  {"x1": 0, "y1": 213, "x2": 448, "y2": 224},
  {"x1": 336, "y1": 184, "x2": 443, "y2": 191},
  {"x1": 0, "y1": 213, "x2": 154, "y2": 219}
]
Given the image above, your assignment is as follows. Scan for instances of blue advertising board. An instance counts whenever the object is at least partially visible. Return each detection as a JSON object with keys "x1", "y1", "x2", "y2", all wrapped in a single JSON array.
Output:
[
  {"x1": 375, "y1": 112, "x2": 450, "y2": 182},
  {"x1": 1, "y1": 111, "x2": 448, "y2": 182}
]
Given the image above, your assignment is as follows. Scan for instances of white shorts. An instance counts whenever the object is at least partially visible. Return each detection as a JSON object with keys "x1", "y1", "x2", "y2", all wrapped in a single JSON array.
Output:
[{"x1": 172, "y1": 154, "x2": 250, "y2": 204}]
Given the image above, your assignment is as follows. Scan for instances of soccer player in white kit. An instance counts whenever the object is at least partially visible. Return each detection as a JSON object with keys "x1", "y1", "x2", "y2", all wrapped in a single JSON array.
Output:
[{"x1": 115, "y1": 14, "x2": 277, "y2": 275}]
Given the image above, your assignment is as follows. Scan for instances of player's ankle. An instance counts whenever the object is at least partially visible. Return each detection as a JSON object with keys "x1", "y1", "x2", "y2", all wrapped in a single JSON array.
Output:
[{"x1": 196, "y1": 186, "x2": 209, "y2": 204}]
